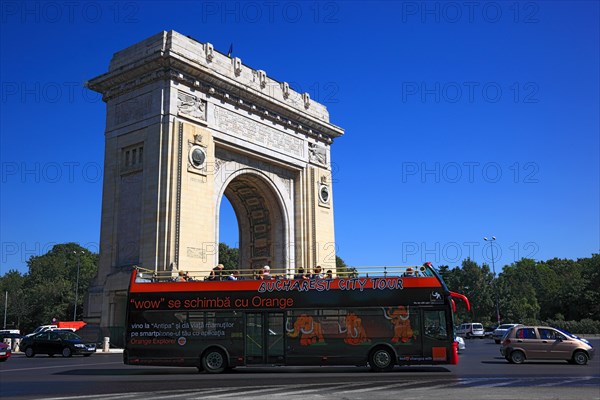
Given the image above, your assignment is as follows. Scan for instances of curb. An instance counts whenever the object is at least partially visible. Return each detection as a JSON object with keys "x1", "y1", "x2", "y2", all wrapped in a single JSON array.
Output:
[{"x1": 12, "y1": 349, "x2": 124, "y2": 355}]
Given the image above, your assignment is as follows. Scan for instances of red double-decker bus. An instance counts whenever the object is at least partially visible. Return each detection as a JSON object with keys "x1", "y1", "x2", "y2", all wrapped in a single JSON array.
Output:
[{"x1": 124, "y1": 263, "x2": 470, "y2": 373}]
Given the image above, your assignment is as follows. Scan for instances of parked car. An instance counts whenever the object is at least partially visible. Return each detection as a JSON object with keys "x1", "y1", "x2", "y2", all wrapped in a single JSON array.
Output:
[
  {"x1": 456, "y1": 322, "x2": 485, "y2": 338},
  {"x1": 493, "y1": 323, "x2": 521, "y2": 344},
  {"x1": 20, "y1": 330, "x2": 96, "y2": 358},
  {"x1": 455, "y1": 336, "x2": 466, "y2": 353},
  {"x1": 500, "y1": 325, "x2": 594, "y2": 365},
  {"x1": 0, "y1": 342, "x2": 11, "y2": 362}
]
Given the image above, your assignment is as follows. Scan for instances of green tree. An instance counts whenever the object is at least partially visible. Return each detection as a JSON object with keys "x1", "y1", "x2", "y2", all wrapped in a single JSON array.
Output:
[
  {"x1": 437, "y1": 264, "x2": 470, "y2": 321},
  {"x1": 537, "y1": 255, "x2": 600, "y2": 321},
  {"x1": 497, "y1": 259, "x2": 540, "y2": 323},
  {"x1": 529, "y1": 259, "x2": 562, "y2": 320},
  {"x1": 218, "y1": 243, "x2": 239, "y2": 271},
  {"x1": 24, "y1": 243, "x2": 98, "y2": 330},
  {"x1": 0, "y1": 270, "x2": 27, "y2": 330},
  {"x1": 437, "y1": 260, "x2": 495, "y2": 324},
  {"x1": 335, "y1": 255, "x2": 357, "y2": 277},
  {"x1": 578, "y1": 254, "x2": 600, "y2": 320},
  {"x1": 438, "y1": 264, "x2": 462, "y2": 292},
  {"x1": 460, "y1": 259, "x2": 495, "y2": 324}
]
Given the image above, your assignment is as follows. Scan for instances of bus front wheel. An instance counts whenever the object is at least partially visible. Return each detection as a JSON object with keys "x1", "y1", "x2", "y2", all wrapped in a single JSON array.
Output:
[
  {"x1": 369, "y1": 347, "x2": 395, "y2": 372},
  {"x1": 202, "y1": 348, "x2": 227, "y2": 374}
]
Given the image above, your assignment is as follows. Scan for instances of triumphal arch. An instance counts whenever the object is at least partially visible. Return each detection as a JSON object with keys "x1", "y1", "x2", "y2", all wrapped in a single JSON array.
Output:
[{"x1": 84, "y1": 31, "x2": 343, "y2": 330}]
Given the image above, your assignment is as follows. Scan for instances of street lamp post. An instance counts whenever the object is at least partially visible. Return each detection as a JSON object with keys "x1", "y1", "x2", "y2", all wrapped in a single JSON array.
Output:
[
  {"x1": 3, "y1": 291, "x2": 7, "y2": 329},
  {"x1": 484, "y1": 236, "x2": 501, "y2": 325},
  {"x1": 73, "y1": 251, "x2": 84, "y2": 320}
]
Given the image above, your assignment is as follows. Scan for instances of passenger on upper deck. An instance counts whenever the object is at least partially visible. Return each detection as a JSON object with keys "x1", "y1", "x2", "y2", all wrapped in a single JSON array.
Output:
[
  {"x1": 403, "y1": 267, "x2": 414, "y2": 277},
  {"x1": 207, "y1": 264, "x2": 225, "y2": 281},
  {"x1": 176, "y1": 270, "x2": 189, "y2": 282},
  {"x1": 294, "y1": 267, "x2": 310, "y2": 280},
  {"x1": 312, "y1": 265, "x2": 324, "y2": 279},
  {"x1": 262, "y1": 265, "x2": 274, "y2": 279},
  {"x1": 227, "y1": 270, "x2": 240, "y2": 280}
]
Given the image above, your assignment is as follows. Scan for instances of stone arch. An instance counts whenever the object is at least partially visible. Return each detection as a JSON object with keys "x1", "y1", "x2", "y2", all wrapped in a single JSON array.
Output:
[
  {"x1": 86, "y1": 32, "x2": 342, "y2": 331},
  {"x1": 216, "y1": 168, "x2": 290, "y2": 277}
]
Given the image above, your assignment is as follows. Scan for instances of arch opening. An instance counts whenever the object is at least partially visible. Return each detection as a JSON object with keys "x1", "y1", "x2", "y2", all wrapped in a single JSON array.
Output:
[
  {"x1": 219, "y1": 196, "x2": 239, "y2": 248},
  {"x1": 219, "y1": 173, "x2": 287, "y2": 278}
]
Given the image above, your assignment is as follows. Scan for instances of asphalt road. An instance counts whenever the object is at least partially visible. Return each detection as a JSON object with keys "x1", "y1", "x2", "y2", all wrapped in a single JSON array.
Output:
[{"x1": 1, "y1": 338, "x2": 598, "y2": 400}]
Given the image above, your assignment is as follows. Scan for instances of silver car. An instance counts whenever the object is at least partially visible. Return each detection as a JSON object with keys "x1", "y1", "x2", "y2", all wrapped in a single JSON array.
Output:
[
  {"x1": 500, "y1": 325, "x2": 594, "y2": 365},
  {"x1": 493, "y1": 323, "x2": 521, "y2": 344}
]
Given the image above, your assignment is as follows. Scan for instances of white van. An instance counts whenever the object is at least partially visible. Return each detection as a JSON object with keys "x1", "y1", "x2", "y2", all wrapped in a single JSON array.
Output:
[
  {"x1": 456, "y1": 323, "x2": 485, "y2": 338},
  {"x1": 0, "y1": 329, "x2": 20, "y2": 335},
  {"x1": 25, "y1": 325, "x2": 58, "y2": 337}
]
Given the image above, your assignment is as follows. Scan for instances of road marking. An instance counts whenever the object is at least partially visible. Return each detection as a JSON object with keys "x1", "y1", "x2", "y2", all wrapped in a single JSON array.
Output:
[
  {"x1": 44, "y1": 394, "x2": 141, "y2": 400},
  {"x1": 483, "y1": 379, "x2": 523, "y2": 387},
  {"x1": 269, "y1": 382, "x2": 371, "y2": 396},
  {"x1": 336, "y1": 380, "x2": 440, "y2": 394},
  {"x1": 43, "y1": 388, "x2": 235, "y2": 400},
  {"x1": 192, "y1": 385, "x2": 291, "y2": 399},
  {"x1": 408, "y1": 379, "x2": 474, "y2": 390},
  {"x1": 538, "y1": 377, "x2": 596, "y2": 387},
  {"x1": 136, "y1": 388, "x2": 237, "y2": 399}
]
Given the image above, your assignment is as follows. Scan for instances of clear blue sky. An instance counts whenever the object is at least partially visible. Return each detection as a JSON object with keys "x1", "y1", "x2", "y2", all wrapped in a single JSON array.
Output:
[{"x1": 1, "y1": 1, "x2": 598, "y2": 275}]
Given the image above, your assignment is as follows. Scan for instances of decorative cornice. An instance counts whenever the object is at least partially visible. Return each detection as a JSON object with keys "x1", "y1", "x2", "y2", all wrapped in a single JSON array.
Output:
[{"x1": 86, "y1": 31, "x2": 344, "y2": 143}]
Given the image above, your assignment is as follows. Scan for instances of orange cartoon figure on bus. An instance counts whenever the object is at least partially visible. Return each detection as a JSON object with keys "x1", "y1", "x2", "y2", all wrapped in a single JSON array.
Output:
[
  {"x1": 383, "y1": 306, "x2": 414, "y2": 343},
  {"x1": 287, "y1": 314, "x2": 325, "y2": 346},
  {"x1": 342, "y1": 313, "x2": 370, "y2": 345}
]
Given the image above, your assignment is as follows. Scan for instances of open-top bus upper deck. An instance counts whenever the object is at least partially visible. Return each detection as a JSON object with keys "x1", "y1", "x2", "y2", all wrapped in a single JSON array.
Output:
[{"x1": 128, "y1": 263, "x2": 468, "y2": 311}]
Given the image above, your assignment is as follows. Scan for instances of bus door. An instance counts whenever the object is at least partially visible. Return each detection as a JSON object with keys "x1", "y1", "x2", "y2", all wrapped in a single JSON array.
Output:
[
  {"x1": 422, "y1": 309, "x2": 451, "y2": 362},
  {"x1": 245, "y1": 312, "x2": 284, "y2": 364}
]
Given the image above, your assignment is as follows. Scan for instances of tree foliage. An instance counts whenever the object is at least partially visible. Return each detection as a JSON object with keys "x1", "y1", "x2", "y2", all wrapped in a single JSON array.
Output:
[
  {"x1": 218, "y1": 243, "x2": 239, "y2": 271},
  {"x1": 336, "y1": 255, "x2": 358, "y2": 277},
  {"x1": 441, "y1": 255, "x2": 600, "y2": 327},
  {"x1": 0, "y1": 270, "x2": 27, "y2": 329},
  {"x1": 0, "y1": 243, "x2": 98, "y2": 333}
]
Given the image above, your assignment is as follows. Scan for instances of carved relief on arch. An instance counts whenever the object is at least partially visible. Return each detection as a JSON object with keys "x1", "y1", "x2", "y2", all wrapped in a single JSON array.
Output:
[
  {"x1": 308, "y1": 142, "x2": 327, "y2": 165},
  {"x1": 177, "y1": 91, "x2": 206, "y2": 122}
]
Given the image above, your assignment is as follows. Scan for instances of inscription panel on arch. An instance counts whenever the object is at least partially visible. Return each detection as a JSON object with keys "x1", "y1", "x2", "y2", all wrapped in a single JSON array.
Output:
[{"x1": 213, "y1": 106, "x2": 304, "y2": 159}]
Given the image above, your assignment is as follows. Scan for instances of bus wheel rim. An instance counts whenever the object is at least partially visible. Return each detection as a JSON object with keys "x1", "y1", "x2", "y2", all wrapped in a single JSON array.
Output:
[
  {"x1": 374, "y1": 350, "x2": 391, "y2": 368},
  {"x1": 206, "y1": 352, "x2": 223, "y2": 369}
]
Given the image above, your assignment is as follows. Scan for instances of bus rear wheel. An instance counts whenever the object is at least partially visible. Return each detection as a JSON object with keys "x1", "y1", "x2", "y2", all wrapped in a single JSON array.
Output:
[
  {"x1": 202, "y1": 348, "x2": 227, "y2": 374},
  {"x1": 369, "y1": 347, "x2": 395, "y2": 372}
]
